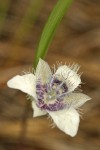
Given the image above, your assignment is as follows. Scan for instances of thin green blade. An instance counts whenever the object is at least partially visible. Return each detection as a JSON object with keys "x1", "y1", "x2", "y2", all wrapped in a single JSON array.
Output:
[{"x1": 34, "y1": 0, "x2": 73, "y2": 68}]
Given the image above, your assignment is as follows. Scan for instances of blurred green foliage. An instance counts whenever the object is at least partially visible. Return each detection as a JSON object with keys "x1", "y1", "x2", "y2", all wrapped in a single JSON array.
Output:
[
  {"x1": 0, "y1": 0, "x2": 11, "y2": 32},
  {"x1": 0, "y1": 0, "x2": 44, "y2": 42},
  {"x1": 14, "y1": 0, "x2": 44, "y2": 43}
]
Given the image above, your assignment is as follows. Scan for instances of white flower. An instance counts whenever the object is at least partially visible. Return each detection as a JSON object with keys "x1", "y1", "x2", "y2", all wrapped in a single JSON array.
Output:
[{"x1": 7, "y1": 58, "x2": 91, "y2": 137}]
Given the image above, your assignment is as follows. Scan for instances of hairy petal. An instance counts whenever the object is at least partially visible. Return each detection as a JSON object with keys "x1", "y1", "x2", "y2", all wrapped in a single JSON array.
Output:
[
  {"x1": 55, "y1": 65, "x2": 81, "y2": 92},
  {"x1": 65, "y1": 93, "x2": 91, "y2": 108},
  {"x1": 7, "y1": 74, "x2": 36, "y2": 99},
  {"x1": 32, "y1": 101, "x2": 47, "y2": 117},
  {"x1": 35, "y1": 58, "x2": 52, "y2": 83},
  {"x1": 48, "y1": 108, "x2": 80, "y2": 137}
]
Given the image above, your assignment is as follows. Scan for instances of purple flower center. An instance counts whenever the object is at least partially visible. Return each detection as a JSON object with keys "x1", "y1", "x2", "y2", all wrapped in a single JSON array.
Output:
[{"x1": 36, "y1": 77, "x2": 68, "y2": 111}]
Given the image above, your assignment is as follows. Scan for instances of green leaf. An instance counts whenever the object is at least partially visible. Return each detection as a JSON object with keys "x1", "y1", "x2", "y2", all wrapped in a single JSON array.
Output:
[{"x1": 34, "y1": 0, "x2": 73, "y2": 68}]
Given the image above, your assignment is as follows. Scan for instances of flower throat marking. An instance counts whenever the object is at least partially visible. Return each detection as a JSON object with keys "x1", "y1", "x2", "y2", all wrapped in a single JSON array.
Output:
[{"x1": 36, "y1": 76, "x2": 68, "y2": 111}]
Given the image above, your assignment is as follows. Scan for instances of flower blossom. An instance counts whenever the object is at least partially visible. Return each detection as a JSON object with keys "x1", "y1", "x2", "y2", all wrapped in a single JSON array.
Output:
[{"x1": 7, "y1": 58, "x2": 91, "y2": 137}]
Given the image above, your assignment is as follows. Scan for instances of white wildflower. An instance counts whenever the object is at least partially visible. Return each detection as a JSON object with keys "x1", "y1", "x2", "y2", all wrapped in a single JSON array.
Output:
[{"x1": 7, "y1": 58, "x2": 91, "y2": 137}]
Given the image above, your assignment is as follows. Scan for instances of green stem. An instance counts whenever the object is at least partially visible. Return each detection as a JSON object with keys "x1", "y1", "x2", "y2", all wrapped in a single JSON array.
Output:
[{"x1": 34, "y1": 0, "x2": 73, "y2": 68}]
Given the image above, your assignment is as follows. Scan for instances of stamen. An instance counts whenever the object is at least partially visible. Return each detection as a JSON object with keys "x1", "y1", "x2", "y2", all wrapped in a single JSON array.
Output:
[
  {"x1": 36, "y1": 76, "x2": 68, "y2": 111},
  {"x1": 49, "y1": 76, "x2": 54, "y2": 89},
  {"x1": 56, "y1": 80, "x2": 65, "y2": 92},
  {"x1": 57, "y1": 92, "x2": 67, "y2": 98}
]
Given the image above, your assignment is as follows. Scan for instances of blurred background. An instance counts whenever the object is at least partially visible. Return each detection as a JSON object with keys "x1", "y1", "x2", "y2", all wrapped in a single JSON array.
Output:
[{"x1": 0, "y1": 0, "x2": 100, "y2": 149}]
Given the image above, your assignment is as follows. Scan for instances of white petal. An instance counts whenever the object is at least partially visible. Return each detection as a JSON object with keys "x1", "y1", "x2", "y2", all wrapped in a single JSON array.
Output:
[
  {"x1": 7, "y1": 74, "x2": 36, "y2": 99},
  {"x1": 35, "y1": 58, "x2": 52, "y2": 83},
  {"x1": 55, "y1": 65, "x2": 81, "y2": 92},
  {"x1": 48, "y1": 108, "x2": 79, "y2": 137},
  {"x1": 32, "y1": 101, "x2": 47, "y2": 117},
  {"x1": 65, "y1": 93, "x2": 91, "y2": 108}
]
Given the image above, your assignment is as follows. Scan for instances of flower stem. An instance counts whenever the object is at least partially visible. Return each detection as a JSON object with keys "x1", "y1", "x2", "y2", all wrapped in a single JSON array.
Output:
[{"x1": 34, "y1": 0, "x2": 73, "y2": 68}]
